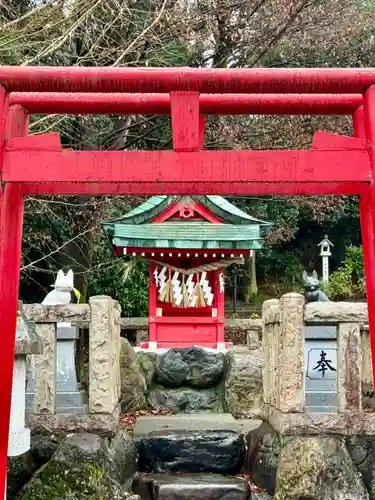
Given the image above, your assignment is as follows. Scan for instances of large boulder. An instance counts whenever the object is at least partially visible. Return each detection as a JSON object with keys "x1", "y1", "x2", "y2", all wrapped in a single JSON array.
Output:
[
  {"x1": 29, "y1": 434, "x2": 61, "y2": 468},
  {"x1": 225, "y1": 346, "x2": 262, "y2": 418},
  {"x1": 106, "y1": 430, "x2": 138, "y2": 486},
  {"x1": 251, "y1": 493, "x2": 272, "y2": 500},
  {"x1": 245, "y1": 422, "x2": 281, "y2": 495},
  {"x1": 148, "y1": 386, "x2": 222, "y2": 413},
  {"x1": 137, "y1": 351, "x2": 157, "y2": 387},
  {"x1": 120, "y1": 338, "x2": 148, "y2": 412},
  {"x1": 7, "y1": 453, "x2": 36, "y2": 500},
  {"x1": 19, "y1": 432, "x2": 138, "y2": 500},
  {"x1": 347, "y1": 436, "x2": 375, "y2": 498},
  {"x1": 138, "y1": 430, "x2": 245, "y2": 475},
  {"x1": 156, "y1": 347, "x2": 226, "y2": 388},
  {"x1": 274, "y1": 436, "x2": 369, "y2": 500}
]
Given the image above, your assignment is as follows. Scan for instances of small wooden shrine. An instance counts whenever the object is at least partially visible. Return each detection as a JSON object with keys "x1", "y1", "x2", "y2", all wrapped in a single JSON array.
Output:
[{"x1": 103, "y1": 195, "x2": 270, "y2": 350}]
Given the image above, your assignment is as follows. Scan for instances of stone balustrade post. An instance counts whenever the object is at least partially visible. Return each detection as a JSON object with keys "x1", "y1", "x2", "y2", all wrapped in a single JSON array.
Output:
[
  {"x1": 338, "y1": 322, "x2": 362, "y2": 412},
  {"x1": 34, "y1": 324, "x2": 56, "y2": 414},
  {"x1": 277, "y1": 293, "x2": 305, "y2": 413},
  {"x1": 112, "y1": 298, "x2": 122, "y2": 409},
  {"x1": 89, "y1": 296, "x2": 121, "y2": 414},
  {"x1": 361, "y1": 325, "x2": 372, "y2": 396},
  {"x1": 262, "y1": 299, "x2": 280, "y2": 410}
]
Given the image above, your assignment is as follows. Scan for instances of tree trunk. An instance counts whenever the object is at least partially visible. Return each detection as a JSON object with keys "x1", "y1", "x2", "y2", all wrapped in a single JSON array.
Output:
[{"x1": 245, "y1": 252, "x2": 258, "y2": 304}]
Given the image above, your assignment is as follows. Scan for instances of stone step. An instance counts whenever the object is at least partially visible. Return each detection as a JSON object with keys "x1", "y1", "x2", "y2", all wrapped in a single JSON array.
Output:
[
  {"x1": 135, "y1": 413, "x2": 262, "y2": 476},
  {"x1": 134, "y1": 413, "x2": 262, "y2": 437},
  {"x1": 137, "y1": 429, "x2": 245, "y2": 475},
  {"x1": 132, "y1": 472, "x2": 250, "y2": 500}
]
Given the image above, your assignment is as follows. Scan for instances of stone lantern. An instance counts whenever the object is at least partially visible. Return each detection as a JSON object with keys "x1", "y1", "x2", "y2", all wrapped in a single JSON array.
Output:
[{"x1": 317, "y1": 235, "x2": 334, "y2": 283}]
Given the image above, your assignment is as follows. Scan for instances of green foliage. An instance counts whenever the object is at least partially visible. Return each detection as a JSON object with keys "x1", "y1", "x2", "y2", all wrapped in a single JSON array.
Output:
[
  {"x1": 3, "y1": 0, "x2": 374, "y2": 312},
  {"x1": 324, "y1": 246, "x2": 365, "y2": 301},
  {"x1": 256, "y1": 248, "x2": 305, "y2": 295},
  {"x1": 86, "y1": 243, "x2": 148, "y2": 317}
]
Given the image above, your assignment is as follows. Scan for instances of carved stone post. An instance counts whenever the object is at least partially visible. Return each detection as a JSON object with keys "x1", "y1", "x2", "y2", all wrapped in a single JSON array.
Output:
[
  {"x1": 34, "y1": 324, "x2": 57, "y2": 414},
  {"x1": 262, "y1": 299, "x2": 280, "y2": 410},
  {"x1": 89, "y1": 296, "x2": 121, "y2": 414},
  {"x1": 277, "y1": 293, "x2": 305, "y2": 413},
  {"x1": 338, "y1": 322, "x2": 362, "y2": 411}
]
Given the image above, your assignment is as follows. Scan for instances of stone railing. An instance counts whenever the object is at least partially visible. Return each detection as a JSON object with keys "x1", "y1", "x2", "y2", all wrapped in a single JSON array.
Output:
[
  {"x1": 262, "y1": 293, "x2": 375, "y2": 436},
  {"x1": 23, "y1": 296, "x2": 121, "y2": 436},
  {"x1": 120, "y1": 316, "x2": 262, "y2": 347}
]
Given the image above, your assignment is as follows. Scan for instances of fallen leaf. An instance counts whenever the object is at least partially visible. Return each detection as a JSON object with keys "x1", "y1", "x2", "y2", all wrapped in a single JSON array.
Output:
[{"x1": 119, "y1": 408, "x2": 172, "y2": 431}]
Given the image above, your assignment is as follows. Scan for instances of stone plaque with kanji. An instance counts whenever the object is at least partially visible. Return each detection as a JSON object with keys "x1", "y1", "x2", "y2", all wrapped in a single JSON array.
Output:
[{"x1": 304, "y1": 339, "x2": 338, "y2": 413}]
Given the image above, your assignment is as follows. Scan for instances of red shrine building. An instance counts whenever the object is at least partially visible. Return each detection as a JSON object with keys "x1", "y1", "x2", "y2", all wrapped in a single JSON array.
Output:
[{"x1": 103, "y1": 195, "x2": 270, "y2": 350}]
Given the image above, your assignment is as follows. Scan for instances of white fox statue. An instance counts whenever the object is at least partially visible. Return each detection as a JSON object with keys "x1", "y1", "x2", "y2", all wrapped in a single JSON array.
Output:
[
  {"x1": 27, "y1": 269, "x2": 78, "y2": 395},
  {"x1": 42, "y1": 269, "x2": 78, "y2": 305}
]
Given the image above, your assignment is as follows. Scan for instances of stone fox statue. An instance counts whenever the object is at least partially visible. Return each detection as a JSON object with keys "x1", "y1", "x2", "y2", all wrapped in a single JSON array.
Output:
[
  {"x1": 42, "y1": 269, "x2": 81, "y2": 305},
  {"x1": 302, "y1": 270, "x2": 330, "y2": 303}
]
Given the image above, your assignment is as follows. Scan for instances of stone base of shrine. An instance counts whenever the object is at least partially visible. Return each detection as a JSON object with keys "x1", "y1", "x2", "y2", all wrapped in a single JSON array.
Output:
[
  {"x1": 139, "y1": 341, "x2": 231, "y2": 351},
  {"x1": 26, "y1": 407, "x2": 120, "y2": 437},
  {"x1": 266, "y1": 406, "x2": 375, "y2": 436}
]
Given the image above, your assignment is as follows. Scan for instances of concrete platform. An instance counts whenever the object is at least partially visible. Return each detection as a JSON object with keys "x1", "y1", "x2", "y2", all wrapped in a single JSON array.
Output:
[{"x1": 133, "y1": 413, "x2": 262, "y2": 437}]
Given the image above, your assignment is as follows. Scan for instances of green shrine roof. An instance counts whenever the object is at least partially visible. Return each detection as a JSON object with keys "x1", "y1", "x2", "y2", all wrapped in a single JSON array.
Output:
[{"x1": 102, "y1": 195, "x2": 271, "y2": 250}]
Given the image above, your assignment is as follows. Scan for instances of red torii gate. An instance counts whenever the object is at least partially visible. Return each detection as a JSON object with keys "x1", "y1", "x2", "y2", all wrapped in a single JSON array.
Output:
[{"x1": 0, "y1": 67, "x2": 375, "y2": 497}]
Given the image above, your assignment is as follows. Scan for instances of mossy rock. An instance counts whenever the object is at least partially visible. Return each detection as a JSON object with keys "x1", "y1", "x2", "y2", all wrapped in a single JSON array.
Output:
[
  {"x1": 245, "y1": 422, "x2": 281, "y2": 495},
  {"x1": 225, "y1": 346, "x2": 262, "y2": 418},
  {"x1": 136, "y1": 351, "x2": 157, "y2": 387},
  {"x1": 30, "y1": 434, "x2": 60, "y2": 468},
  {"x1": 120, "y1": 338, "x2": 148, "y2": 412},
  {"x1": 347, "y1": 435, "x2": 375, "y2": 497},
  {"x1": 155, "y1": 347, "x2": 226, "y2": 388},
  {"x1": 7, "y1": 453, "x2": 36, "y2": 499},
  {"x1": 148, "y1": 385, "x2": 222, "y2": 412},
  {"x1": 18, "y1": 432, "x2": 137, "y2": 500},
  {"x1": 18, "y1": 452, "x2": 125, "y2": 500},
  {"x1": 275, "y1": 436, "x2": 369, "y2": 500}
]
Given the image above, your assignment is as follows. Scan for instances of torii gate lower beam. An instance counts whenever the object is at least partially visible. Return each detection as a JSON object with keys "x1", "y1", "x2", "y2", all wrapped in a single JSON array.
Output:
[
  {"x1": 3, "y1": 146, "x2": 370, "y2": 186},
  {"x1": 19, "y1": 182, "x2": 368, "y2": 196}
]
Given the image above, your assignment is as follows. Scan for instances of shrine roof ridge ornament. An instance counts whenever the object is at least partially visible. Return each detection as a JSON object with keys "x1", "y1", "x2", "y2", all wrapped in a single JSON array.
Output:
[
  {"x1": 103, "y1": 195, "x2": 271, "y2": 228},
  {"x1": 4, "y1": 66, "x2": 375, "y2": 93}
]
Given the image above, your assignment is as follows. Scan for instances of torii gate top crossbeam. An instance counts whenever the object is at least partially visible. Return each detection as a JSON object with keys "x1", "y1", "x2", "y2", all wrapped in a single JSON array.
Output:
[{"x1": 3, "y1": 66, "x2": 375, "y2": 93}]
